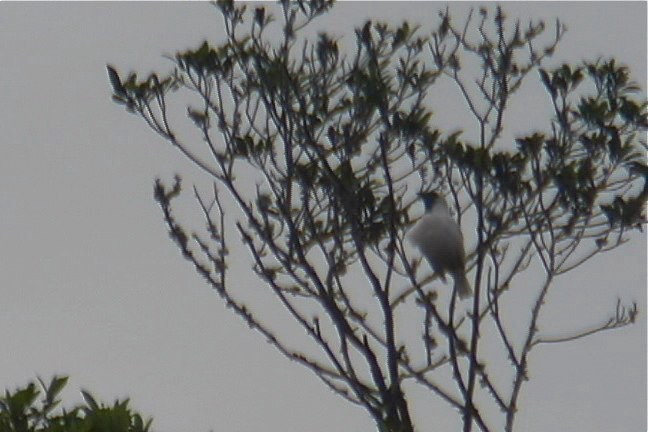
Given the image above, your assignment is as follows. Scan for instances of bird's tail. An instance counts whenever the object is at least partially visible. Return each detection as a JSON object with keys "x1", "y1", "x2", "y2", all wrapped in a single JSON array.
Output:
[{"x1": 453, "y1": 272, "x2": 472, "y2": 299}]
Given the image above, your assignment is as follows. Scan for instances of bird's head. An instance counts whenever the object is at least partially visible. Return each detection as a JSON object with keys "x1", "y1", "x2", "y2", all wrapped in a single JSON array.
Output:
[{"x1": 418, "y1": 191, "x2": 448, "y2": 213}]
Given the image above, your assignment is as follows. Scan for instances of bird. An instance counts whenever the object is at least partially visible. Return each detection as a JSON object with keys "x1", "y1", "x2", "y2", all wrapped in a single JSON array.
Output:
[{"x1": 408, "y1": 191, "x2": 472, "y2": 299}]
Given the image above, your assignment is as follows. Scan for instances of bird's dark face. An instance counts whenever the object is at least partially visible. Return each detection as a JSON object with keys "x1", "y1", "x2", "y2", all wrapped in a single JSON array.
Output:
[{"x1": 419, "y1": 191, "x2": 442, "y2": 212}]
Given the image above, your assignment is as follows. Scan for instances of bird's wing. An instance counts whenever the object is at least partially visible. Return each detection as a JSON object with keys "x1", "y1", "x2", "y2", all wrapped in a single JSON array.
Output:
[{"x1": 409, "y1": 215, "x2": 466, "y2": 272}]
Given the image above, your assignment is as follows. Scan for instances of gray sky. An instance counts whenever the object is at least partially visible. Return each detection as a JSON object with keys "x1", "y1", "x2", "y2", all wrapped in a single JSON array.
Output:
[{"x1": 0, "y1": 2, "x2": 646, "y2": 432}]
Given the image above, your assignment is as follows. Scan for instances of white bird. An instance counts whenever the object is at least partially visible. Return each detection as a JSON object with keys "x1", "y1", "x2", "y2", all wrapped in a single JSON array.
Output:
[{"x1": 409, "y1": 191, "x2": 472, "y2": 299}]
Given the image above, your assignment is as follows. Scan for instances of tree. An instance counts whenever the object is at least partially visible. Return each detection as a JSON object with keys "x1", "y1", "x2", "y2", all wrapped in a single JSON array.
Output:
[
  {"x1": 0, "y1": 376, "x2": 153, "y2": 432},
  {"x1": 107, "y1": 2, "x2": 647, "y2": 431}
]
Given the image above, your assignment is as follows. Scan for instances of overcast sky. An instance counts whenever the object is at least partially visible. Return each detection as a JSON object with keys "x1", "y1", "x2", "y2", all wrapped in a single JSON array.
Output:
[{"x1": 0, "y1": 2, "x2": 646, "y2": 432}]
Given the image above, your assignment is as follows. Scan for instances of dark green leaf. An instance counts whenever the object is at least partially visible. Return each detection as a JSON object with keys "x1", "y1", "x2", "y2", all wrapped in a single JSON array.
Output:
[
  {"x1": 106, "y1": 65, "x2": 126, "y2": 95},
  {"x1": 81, "y1": 389, "x2": 100, "y2": 411}
]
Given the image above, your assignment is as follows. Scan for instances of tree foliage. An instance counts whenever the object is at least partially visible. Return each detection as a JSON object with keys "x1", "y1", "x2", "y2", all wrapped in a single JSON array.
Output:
[
  {"x1": 0, "y1": 376, "x2": 153, "y2": 432},
  {"x1": 108, "y1": 2, "x2": 647, "y2": 431}
]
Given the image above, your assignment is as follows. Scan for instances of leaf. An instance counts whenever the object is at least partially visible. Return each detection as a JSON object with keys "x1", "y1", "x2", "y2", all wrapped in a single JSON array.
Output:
[
  {"x1": 439, "y1": 13, "x2": 450, "y2": 37},
  {"x1": 605, "y1": 125, "x2": 622, "y2": 161},
  {"x1": 360, "y1": 20, "x2": 372, "y2": 43},
  {"x1": 106, "y1": 65, "x2": 126, "y2": 95},
  {"x1": 46, "y1": 375, "x2": 69, "y2": 404},
  {"x1": 515, "y1": 132, "x2": 544, "y2": 156},
  {"x1": 538, "y1": 69, "x2": 555, "y2": 97},
  {"x1": 8, "y1": 383, "x2": 39, "y2": 412},
  {"x1": 254, "y1": 7, "x2": 265, "y2": 26},
  {"x1": 81, "y1": 389, "x2": 100, "y2": 410},
  {"x1": 627, "y1": 161, "x2": 648, "y2": 178},
  {"x1": 187, "y1": 108, "x2": 208, "y2": 128}
]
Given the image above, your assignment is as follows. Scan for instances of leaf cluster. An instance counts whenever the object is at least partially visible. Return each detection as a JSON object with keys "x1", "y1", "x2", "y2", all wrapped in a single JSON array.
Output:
[{"x1": 0, "y1": 377, "x2": 152, "y2": 432}]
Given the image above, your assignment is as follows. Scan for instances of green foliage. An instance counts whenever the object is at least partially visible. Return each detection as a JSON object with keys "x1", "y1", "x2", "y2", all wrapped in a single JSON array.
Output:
[
  {"x1": 108, "y1": 3, "x2": 647, "y2": 432},
  {"x1": 0, "y1": 377, "x2": 153, "y2": 432},
  {"x1": 533, "y1": 60, "x2": 648, "y2": 232}
]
